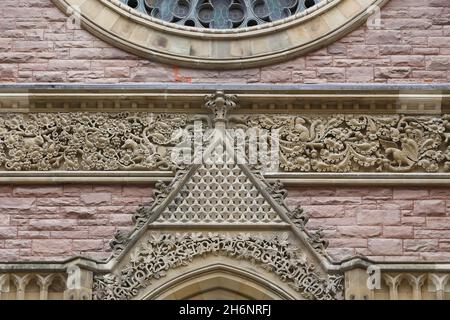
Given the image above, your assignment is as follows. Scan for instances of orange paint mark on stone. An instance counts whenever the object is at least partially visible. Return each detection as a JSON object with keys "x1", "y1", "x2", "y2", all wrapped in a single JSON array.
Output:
[{"x1": 173, "y1": 66, "x2": 192, "y2": 83}]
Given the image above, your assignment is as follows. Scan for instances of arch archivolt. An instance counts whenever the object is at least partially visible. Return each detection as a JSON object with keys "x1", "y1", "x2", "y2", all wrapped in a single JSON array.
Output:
[
  {"x1": 93, "y1": 232, "x2": 344, "y2": 300},
  {"x1": 137, "y1": 258, "x2": 299, "y2": 300}
]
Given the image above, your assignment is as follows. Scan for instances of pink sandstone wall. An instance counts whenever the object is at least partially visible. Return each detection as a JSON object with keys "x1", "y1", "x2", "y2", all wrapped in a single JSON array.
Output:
[
  {"x1": 1, "y1": 184, "x2": 450, "y2": 262},
  {"x1": 286, "y1": 186, "x2": 450, "y2": 262},
  {"x1": 0, "y1": 0, "x2": 449, "y2": 83},
  {"x1": 0, "y1": 185, "x2": 148, "y2": 261}
]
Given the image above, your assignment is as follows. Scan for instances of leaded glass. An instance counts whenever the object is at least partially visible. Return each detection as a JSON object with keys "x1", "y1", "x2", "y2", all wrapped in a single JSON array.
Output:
[{"x1": 120, "y1": 0, "x2": 323, "y2": 29}]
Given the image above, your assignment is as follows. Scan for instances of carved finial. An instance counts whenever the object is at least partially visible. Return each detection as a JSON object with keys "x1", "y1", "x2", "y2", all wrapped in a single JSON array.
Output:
[
  {"x1": 265, "y1": 180, "x2": 288, "y2": 205},
  {"x1": 288, "y1": 206, "x2": 309, "y2": 229},
  {"x1": 308, "y1": 229, "x2": 329, "y2": 253},
  {"x1": 204, "y1": 90, "x2": 237, "y2": 126},
  {"x1": 109, "y1": 229, "x2": 130, "y2": 256}
]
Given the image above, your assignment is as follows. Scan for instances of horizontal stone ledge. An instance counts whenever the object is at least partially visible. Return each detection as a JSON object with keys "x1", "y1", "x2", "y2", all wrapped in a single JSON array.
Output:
[
  {"x1": 2, "y1": 255, "x2": 450, "y2": 274},
  {"x1": 0, "y1": 83, "x2": 449, "y2": 114},
  {"x1": 1, "y1": 172, "x2": 450, "y2": 186},
  {"x1": 337, "y1": 257, "x2": 450, "y2": 272},
  {"x1": 148, "y1": 223, "x2": 291, "y2": 230},
  {"x1": 2, "y1": 82, "x2": 450, "y2": 91}
]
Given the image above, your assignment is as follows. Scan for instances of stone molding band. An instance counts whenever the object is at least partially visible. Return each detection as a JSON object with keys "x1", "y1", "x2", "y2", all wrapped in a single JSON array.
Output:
[
  {"x1": 1, "y1": 83, "x2": 449, "y2": 114},
  {"x1": 3, "y1": 172, "x2": 450, "y2": 186},
  {"x1": 2, "y1": 246, "x2": 450, "y2": 300},
  {"x1": 0, "y1": 84, "x2": 449, "y2": 185},
  {"x1": 0, "y1": 113, "x2": 448, "y2": 173}
]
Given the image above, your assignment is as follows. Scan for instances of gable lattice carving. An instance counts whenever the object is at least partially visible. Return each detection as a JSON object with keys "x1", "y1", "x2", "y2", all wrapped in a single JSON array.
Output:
[
  {"x1": 109, "y1": 162, "x2": 329, "y2": 259},
  {"x1": 95, "y1": 233, "x2": 344, "y2": 300},
  {"x1": 156, "y1": 163, "x2": 284, "y2": 224}
]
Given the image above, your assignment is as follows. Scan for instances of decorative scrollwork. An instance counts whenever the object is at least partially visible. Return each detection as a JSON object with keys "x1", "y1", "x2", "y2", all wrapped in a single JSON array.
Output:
[
  {"x1": 94, "y1": 233, "x2": 344, "y2": 300},
  {"x1": 231, "y1": 114, "x2": 450, "y2": 173},
  {"x1": 119, "y1": 0, "x2": 324, "y2": 29},
  {"x1": 0, "y1": 112, "x2": 190, "y2": 172},
  {"x1": 3, "y1": 113, "x2": 448, "y2": 174}
]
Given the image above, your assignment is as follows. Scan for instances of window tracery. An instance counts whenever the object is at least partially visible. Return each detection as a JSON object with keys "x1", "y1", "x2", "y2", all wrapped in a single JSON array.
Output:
[{"x1": 120, "y1": 0, "x2": 322, "y2": 29}]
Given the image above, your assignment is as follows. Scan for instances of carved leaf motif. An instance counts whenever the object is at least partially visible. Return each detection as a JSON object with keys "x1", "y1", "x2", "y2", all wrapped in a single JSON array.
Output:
[
  {"x1": 1, "y1": 113, "x2": 449, "y2": 173},
  {"x1": 93, "y1": 233, "x2": 343, "y2": 300},
  {"x1": 0, "y1": 112, "x2": 190, "y2": 171},
  {"x1": 229, "y1": 114, "x2": 450, "y2": 173}
]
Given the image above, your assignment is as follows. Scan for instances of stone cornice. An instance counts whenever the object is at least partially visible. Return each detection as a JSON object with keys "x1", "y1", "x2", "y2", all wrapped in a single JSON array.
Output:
[
  {"x1": 1, "y1": 172, "x2": 450, "y2": 186},
  {"x1": 1, "y1": 83, "x2": 449, "y2": 114}
]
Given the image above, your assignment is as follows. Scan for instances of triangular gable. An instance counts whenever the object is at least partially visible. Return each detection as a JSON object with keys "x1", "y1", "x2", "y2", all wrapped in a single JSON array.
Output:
[{"x1": 97, "y1": 91, "x2": 342, "y2": 300}]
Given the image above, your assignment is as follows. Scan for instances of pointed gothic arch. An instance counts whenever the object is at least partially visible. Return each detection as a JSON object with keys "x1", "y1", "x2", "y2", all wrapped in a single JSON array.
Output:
[{"x1": 138, "y1": 261, "x2": 299, "y2": 300}]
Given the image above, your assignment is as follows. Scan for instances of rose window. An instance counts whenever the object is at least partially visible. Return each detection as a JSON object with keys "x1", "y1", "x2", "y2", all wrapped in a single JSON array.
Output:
[
  {"x1": 120, "y1": 0, "x2": 323, "y2": 29},
  {"x1": 55, "y1": 0, "x2": 382, "y2": 67}
]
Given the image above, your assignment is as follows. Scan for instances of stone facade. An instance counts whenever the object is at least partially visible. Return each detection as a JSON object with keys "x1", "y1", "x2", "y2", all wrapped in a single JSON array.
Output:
[
  {"x1": 0, "y1": 185, "x2": 150, "y2": 261},
  {"x1": 0, "y1": 0, "x2": 448, "y2": 83},
  {"x1": 1, "y1": 185, "x2": 450, "y2": 263},
  {"x1": 287, "y1": 186, "x2": 450, "y2": 261},
  {"x1": 1, "y1": 0, "x2": 450, "y2": 300}
]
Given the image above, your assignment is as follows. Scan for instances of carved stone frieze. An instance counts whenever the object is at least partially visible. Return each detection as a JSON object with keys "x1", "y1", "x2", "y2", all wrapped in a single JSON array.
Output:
[
  {"x1": 94, "y1": 233, "x2": 344, "y2": 300},
  {"x1": 230, "y1": 114, "x2": 450, "y2": 173},
  {"x1": 1, "y1": 112, "x2": 449, "y2": 174},
  {"x1": 0, "y1": 112, "x2": 190, "y2": 171}
]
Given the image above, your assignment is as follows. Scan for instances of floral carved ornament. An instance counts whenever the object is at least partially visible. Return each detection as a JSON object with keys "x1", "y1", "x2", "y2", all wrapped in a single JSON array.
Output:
[
  {"x1": 0, "y1": 112, "x2": 448, "y2": 173},
  {"x1": 94, "y1": 233, "x2": 344, "y2": 300}
]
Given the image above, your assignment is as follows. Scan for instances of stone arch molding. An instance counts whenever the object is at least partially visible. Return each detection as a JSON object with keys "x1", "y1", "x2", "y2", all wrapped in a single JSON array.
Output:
[
  {"x1": 92, "y1": 91, "x2": 344, "y2": 300},
  {"x1": 52, "y1": 0, "x2": 389, "y2": 68},
  {"x1": 94, "y1": 233, "x2": 343, "y2": 300},
  {"x1": 140, "y1": 261, "x2": 299, "y2": 300}
]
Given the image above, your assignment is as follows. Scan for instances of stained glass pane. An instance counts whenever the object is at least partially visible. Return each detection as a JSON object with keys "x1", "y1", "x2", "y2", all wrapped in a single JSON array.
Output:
[{"x1": 119, "y1": 0, "x2": 323, "y2": 29}]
